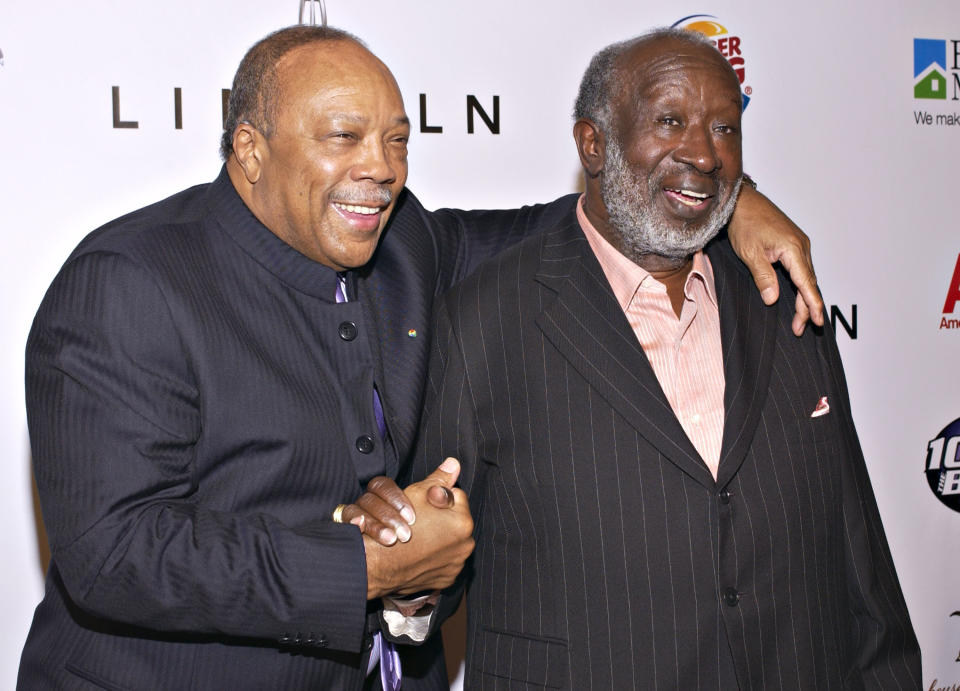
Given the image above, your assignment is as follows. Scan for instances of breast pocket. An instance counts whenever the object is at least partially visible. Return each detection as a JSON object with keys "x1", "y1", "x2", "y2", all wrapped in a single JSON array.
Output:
[{"x1": 470, "y1": 627, "x2": 568, "y2": 689}]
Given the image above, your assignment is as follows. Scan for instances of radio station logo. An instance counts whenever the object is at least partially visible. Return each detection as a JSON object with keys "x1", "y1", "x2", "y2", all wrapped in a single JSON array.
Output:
[
  {"x1": 942, "y1": 254, "x2": 960, "y2": 330},
  {"x1": 925, "y1": 418, "x2": 960, "y2": 513},
  {"x1": 673, "y1": 15, "x2": 751, "y2": 109}
]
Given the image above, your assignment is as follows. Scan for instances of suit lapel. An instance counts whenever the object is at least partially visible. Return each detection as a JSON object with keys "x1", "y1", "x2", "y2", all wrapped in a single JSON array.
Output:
[
  {"x1": 708, "y1": 239, "x2": 778, "y2": 488},
  {"x1": 534, "y1": 218, "x2": 715, "y2": 489}
]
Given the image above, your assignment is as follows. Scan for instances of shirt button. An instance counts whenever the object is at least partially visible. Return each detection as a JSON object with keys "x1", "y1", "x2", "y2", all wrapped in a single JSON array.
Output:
[
  {"x1": 338, "y1": 321, "x2": 358, "y2": 341},
  {"x1": 723, "y1": 587, "x2": 740, "y2": 607},
  {"x1": 690, "y1": 413, "x2": 701, "y2": 425},
  {"x1": 356, "y1": 435, "x2": 375, "y2": 454},
  {"x1": 719, "y1": 488, "x2": 731, "y2": 504}
]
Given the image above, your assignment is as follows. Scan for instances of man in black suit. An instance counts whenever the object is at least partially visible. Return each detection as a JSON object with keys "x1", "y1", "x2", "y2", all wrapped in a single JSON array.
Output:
[
  {"x1": 20, "y1": 24, "x2": 825, "y2": 690},
  {"x1": 404, "y1": 29, "x2": 921, "y2": 688}
]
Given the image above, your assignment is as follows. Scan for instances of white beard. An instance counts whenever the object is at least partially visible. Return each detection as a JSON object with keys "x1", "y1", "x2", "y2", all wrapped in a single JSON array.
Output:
[{"x1": 600, "y1": 137, "x2": 741, "y2": 261}]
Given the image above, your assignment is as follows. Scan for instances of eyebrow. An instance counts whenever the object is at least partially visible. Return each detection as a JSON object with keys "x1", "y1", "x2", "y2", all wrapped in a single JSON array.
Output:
[{"x1": 328, "y1": 113, "x2": 411, "y2": 127}]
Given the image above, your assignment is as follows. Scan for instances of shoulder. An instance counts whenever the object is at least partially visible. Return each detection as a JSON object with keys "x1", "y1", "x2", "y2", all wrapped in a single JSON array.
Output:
[
  {"x1": 35, "y1": 180, "x2": 224, "y2": 335},
  {"x1": 428, "y1": 193, "x2": 579, "y2": 235},
  {"x1": 443, "y1": 198, "x2": 580, "y2": 304},
  {"x1": 71, "y1": 181, "x2": 214, "y2": 263}
]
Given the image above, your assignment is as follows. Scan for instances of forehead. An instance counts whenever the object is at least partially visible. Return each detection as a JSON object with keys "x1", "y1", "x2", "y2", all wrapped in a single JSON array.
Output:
[
  {"x1": 274, "y1": 41, "x2": 405, "y2": 114},
  {"x1": 619, "y1": 38, "x2": 740, "y2": 105}
]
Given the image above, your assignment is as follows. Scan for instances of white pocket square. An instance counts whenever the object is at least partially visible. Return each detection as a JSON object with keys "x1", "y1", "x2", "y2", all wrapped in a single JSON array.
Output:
[{"x1": 810, "y1": 396, "x2": 830, "y2": 418}]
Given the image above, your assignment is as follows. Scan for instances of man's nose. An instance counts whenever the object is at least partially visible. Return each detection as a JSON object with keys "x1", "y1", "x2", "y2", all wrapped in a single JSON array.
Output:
[
  {"x1": 673, "y1": 125, "x2": 721, "y2": 175},
  {"x1": 353, "y1": 139, "x2": 398, "y2": 185}
]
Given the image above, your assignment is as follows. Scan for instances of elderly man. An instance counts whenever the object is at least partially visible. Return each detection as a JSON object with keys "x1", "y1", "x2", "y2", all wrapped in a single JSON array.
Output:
[
  {"x1": 401, "y1": 28, "x2": 921, "y2": 689},
  {"x1": 21, "y1": 24, "x2": 822, "y2": 690}
]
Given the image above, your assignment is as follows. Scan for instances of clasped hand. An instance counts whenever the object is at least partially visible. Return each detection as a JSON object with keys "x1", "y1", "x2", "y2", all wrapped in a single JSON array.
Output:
[{"x1": 348, "y1": 458, "x2": 474, "y2": 600}]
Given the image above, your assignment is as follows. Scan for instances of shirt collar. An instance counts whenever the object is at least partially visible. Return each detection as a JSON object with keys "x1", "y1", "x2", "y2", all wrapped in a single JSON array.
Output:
[{"x1": 576, "y1": 194, "x2": 718, "y2": 310}]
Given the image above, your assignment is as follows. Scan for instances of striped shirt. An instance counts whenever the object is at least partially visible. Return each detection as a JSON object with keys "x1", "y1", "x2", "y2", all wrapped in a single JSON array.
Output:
[{"x1": 577, "y1": 196, "x2": 725, "y2": 479}]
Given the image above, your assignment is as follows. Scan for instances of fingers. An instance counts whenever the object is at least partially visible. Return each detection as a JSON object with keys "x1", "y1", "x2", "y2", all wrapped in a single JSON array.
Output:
[
  {"x1": 422, "y1": 457, "x2": 460, "y2": 487},
  {"x1": 792, "y1": 291, "x2": 809, "y2": 337},
  {"x1": 747, "y1": 260, "x2": 780, "y2": 306},
  {"x1": 366, "y1": 476, "x2": 416, "y2": 524},
  {"x1": 340, "y1": 503, "x2": 399, "y2": 546},
  {"x1": 411, "y1": 458, "x2": 462, "y2": 510},
  {"x1": 425, "y1": 484, "x2": 455, "y2": 509},
  {"x1": 340, "y1": 488, "x2": 413, "y2": 546},
  {"x1": 777, "y1": 240, "x2": 824, "y2": 333}
]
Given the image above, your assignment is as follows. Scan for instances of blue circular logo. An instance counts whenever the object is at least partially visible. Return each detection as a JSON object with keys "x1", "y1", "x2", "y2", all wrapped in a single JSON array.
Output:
[{"x1": 925, "y1": 417, "x2": 960, "y2": 512}]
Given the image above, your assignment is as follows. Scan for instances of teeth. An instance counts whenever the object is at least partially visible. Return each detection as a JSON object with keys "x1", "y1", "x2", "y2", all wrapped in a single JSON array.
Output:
[
  {"x1": 666, "y1": 188, "x2": 710, "y2": 206},
  {"x1": 334, "y1": 203, "x2": 380, "y2": 215}
]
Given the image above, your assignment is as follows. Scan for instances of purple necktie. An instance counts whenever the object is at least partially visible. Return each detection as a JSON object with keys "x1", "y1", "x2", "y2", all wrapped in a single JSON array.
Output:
[{"x1": 337, "y1": 273, "x2": 402, "y2": 690}]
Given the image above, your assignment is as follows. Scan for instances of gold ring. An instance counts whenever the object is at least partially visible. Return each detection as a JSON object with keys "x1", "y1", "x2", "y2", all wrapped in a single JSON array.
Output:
[{"x1": 332, "y1": 504, "x2": 347, "y2": 524}]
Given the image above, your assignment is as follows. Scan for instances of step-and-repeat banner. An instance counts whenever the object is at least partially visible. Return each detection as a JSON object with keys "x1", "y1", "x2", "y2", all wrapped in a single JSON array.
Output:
[{"x1": 1, "y1": 1, "x2": 957, "y2": 687}]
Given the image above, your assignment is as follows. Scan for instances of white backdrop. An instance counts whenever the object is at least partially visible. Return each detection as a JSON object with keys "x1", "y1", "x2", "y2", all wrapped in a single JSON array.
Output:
[{"x1": 1, "y1": 1, "x2": 958, "y2": 688}]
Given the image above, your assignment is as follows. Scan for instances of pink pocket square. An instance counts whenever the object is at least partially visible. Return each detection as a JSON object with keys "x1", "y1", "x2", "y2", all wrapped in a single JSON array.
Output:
[{"x1": 811, "y1": 396, "x2": 830, "y2": 418}]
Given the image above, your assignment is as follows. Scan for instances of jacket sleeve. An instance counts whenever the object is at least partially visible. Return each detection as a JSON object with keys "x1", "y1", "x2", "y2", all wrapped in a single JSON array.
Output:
[
  {"x1": 427, "y1": 194, "x2": 579, "y2": 290},
  {"x1": 818, "y1": 319, "x2": 922, "y2": 687},
  {"x1": 27, "y1": 250, "x2": 370, "y2": 652},
  {"x1": 403, "y1": 293, "x2": 486, "y2": 635}
]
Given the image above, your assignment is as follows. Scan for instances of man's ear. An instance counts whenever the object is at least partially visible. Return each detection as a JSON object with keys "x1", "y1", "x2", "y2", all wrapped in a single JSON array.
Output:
[
  {"x1": 232, "y1": 122, "x2": 265, "y2": 184},
  {"x1": 573, "y1": 118, "x2": 605, "y2": 178}
]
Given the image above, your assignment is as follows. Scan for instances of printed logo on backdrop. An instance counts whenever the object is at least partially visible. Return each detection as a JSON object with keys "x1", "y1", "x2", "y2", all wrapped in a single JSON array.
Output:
[
  {"x1": 107, "y1": 2, "x2": 501, "y2": 136},
  {"x1": 954, "y1": 611, "x2": 960, "y2": 662},
  {"x1": 925, "y1": 611, "x2": 960, "y2": 691},
  {"x1": 829, "y1": 305, "x2": 857, "y2": 340},
  {"x1": 672, "y1": 15, "x2": 751, "y2": 109},
  {"x1": 925, "y1": 417, "x2": 960, "y2": 513},
  {"x1": 913, "y1": 38, "x2": 960, "y2": 128},
  {"x1": 942, "y1": 254, "x2": 960, "y2": 330}
]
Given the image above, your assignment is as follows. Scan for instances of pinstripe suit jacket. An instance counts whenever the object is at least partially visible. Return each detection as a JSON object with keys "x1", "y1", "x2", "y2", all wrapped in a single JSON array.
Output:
[
  {"x1": 414, "y1": 197, "x2": 921, "y2": 690},
  {"x1": 18, "y1": 168, "x2": 536, "y2": 690}
]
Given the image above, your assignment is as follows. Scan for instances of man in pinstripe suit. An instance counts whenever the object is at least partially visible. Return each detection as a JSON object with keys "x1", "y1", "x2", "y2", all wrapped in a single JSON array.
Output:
[{"x1": 404, "y1": 29, "x2": 921, "y2": 689}]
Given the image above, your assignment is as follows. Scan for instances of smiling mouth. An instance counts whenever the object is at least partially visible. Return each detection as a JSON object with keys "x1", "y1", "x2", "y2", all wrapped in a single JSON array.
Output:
[
  {"x1": 664, "y1": 188, "x2": 713, "y2": 207},
  {"x1": 332, "y1": 202, "x2": 382, "y2": 215}
]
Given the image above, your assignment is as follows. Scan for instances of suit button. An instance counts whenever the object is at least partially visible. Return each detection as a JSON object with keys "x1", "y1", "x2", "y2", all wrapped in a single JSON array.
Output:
[
  {"x1": 316, "y1": 634, "x2": 328, "y2": 648},
  {"x1": 278, "y1": 632, "x2": 291, "y2": 644},
  {"x1": 356, "y1": 435, "x2": 375, "y2": 454},
  {"x1": 338, "y1": 321, "x2": 358, "y2": 341},
  {"x1": 723, "y1": 587, "x2": 740, "y2": 606},
  {"x1": 363, "y1": 635, "x2": 374, "y2": 651},
  {"x1": 305, "y1": 632, "x2": 316, "y2": 645},
  {"x1": 719, "y1": 488, "x2": 731, "y2": 504}
]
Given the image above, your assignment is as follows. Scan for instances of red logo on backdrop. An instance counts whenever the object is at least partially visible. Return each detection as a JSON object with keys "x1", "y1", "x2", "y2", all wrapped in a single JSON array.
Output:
[
  {"x1": 941, "y1": 254, "x2": 960, "y2": 330},
  {"x1": 672, "y1": 15, "x2": 752, "y2": 108}
]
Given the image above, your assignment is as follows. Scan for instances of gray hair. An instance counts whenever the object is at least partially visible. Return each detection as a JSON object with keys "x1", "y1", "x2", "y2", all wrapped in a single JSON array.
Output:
[{"x1": 573, "y1": 27, "x2": 722, "y2": 138}]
